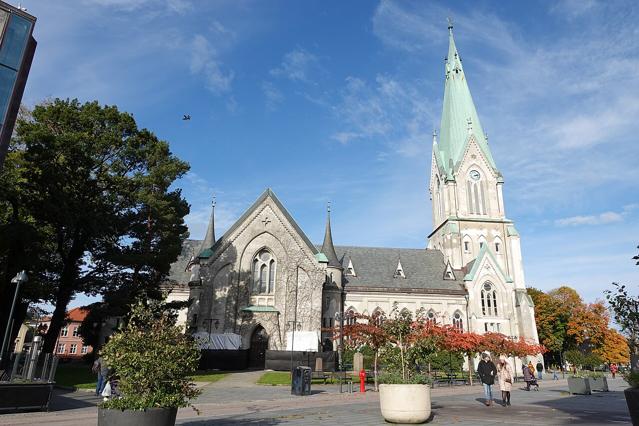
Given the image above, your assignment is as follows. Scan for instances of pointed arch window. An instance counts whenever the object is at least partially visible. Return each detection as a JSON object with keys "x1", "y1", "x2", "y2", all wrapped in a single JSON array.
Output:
[
  {"x1": 372, "y1": 308, "x2": 386, "y2": 326},
  {"x1": 252, "y1": 249, "x2": 276, "y2": 294},
  {"x1": 426, "y1": 309, "x2": 436, "y2": 327},
  {"x1": 345, "y1": 308, "x2": 357, "y2": 326},
  {"x1": 452, "y1": 311, "x2": 463, "y2": 331},
  {"x1": 481, "y1": 282, "x2": 498, "y2": 316},
  {"x1": 467, "y1": 169, "x2": 487, "y2": 215}
]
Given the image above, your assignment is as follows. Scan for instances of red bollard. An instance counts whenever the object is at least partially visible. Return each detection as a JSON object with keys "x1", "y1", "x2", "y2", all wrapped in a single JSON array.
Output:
[{"x1": 359, "y1": 369, "x2": 366, "y2": 393}]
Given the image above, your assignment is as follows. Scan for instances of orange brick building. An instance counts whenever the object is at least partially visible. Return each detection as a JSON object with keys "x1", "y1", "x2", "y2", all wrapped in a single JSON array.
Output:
[{"x1": 42, "y1": 307, "x2": 93, "y2": 359}]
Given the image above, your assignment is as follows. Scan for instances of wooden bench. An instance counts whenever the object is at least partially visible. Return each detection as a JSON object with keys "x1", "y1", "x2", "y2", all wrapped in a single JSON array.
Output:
[{"x1": 311, "y1": 371, "x2": 330, "y2": 384}]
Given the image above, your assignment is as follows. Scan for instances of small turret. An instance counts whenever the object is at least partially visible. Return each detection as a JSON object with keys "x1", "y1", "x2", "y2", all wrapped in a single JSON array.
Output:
[{"x1": 321, "y1": 202, "x2": 343, "y2": 289}]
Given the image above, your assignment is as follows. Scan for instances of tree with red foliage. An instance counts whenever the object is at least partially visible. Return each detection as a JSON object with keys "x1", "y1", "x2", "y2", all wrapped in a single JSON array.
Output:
[{"x1": 335, "y1": 313, "x2": 389, "y2": 390}]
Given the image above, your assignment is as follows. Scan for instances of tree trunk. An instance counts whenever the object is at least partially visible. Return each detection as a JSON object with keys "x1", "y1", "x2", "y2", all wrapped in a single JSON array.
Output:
[
  {"x1": 42, "y1": 284, "x2": 74, "y2": 354},
  {"x1": 399, "y1": 335, "x2": 406, "y2": 382},
  {"x1": 467, "y1": 352, "x2": 473, "y2": 386}
]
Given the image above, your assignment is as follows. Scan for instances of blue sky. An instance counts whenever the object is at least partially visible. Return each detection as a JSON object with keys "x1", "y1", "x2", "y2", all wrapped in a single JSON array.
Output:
[{"x1": 17, "y1": 0, "x2": 639, "y2": 306}]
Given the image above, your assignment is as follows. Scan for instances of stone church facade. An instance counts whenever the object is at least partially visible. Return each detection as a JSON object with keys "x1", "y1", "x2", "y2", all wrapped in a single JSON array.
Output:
[{"x1": 167, "y1": 25, "x2": 540, "y2": 368}]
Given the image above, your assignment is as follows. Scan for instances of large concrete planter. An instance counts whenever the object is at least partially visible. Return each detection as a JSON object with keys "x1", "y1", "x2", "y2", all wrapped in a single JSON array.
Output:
[
  {"x1": 567, "y1": 377, "x2": 591, "y2": 395},
  {"x1": 0, "y1": 382, "x2": 54, "y2": 412},
  {"x1": 625, "y1": 388, "x2": 639, "y2": 426},
  {"x1": 97, "y1": 407, "x2": 178, "y2": 426},
  {"x1": 379, "y1": 384, "x2": 431, "y2": 424},
  {"x1": 589, "y1": 377, "x2": 609, "y2": 392}
]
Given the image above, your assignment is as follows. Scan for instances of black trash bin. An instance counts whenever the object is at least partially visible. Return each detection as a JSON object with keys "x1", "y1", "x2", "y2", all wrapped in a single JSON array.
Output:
[{"x1": 291, "y1": 366, "x2": 311, "y2": 396}]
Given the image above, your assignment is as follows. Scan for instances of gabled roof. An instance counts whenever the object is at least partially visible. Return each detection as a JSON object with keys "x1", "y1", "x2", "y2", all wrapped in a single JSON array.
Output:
[
  {"x1": 200, "y1": 188, "x2": 319, "y2": 260},
  {"x1": 437, "y1": 24, "x2": 498, "y2": 176},
  {"x1": 43, "y1": 306, "x2": 90, "y2": 323},
  {"x1": 463, "y1": 244, "x2": 513, "y2": 283}
]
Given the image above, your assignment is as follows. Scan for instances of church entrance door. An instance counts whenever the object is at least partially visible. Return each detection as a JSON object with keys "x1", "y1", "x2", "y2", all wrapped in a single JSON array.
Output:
[{"x1": 249, "y1": 325, "x2": 269, "y2": 369}]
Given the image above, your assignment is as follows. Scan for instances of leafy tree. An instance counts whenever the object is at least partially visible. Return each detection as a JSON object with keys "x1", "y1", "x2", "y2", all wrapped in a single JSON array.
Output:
[
  {"x1": 339, "y1": 312, "x2": 389, "y2": 390},
  {"x1": 605, "y1": 280, "x2": 639, "y2": 372},
  {"x1": 594, "y1": 328, "x2": 630, "y2": 365},
  {"x1": 7, "y1": 99, "x2": 189, "y2": 354},
  {"x1": 0, "y1": 118, "x2": 58, "y2": 366},
  {"x1": 527, "y1": 287, "x2": 567, "y2": 356},
  {"x1": 567, "y1": 301, "x2": 609, "y2": 350}
]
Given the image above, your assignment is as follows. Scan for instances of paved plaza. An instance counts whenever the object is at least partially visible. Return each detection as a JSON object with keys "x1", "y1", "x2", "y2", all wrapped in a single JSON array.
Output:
[{"x1": 0, "y1": 373, "x2": 632, "y2": 425}]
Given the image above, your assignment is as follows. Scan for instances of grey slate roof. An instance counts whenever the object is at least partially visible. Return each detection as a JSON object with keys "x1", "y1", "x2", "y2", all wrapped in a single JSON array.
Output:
[
  {"x1": 331, "y1": 245, "x2": 466, "y2": 294},
  {"x1": 172, "y1": 241, "x2": 467, "y2": 295},
  {"x1": 168, "y1": 239, "x2": 202, "y2": 284}
]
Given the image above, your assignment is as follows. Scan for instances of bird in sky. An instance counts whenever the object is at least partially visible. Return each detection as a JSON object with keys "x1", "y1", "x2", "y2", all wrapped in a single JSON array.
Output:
[{"x1": 182, "y1": 114, "x2": 191, "y2": 121}]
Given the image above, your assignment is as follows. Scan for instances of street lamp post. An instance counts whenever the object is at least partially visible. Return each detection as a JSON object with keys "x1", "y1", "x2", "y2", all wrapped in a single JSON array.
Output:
[{"x1": 1, "y1": 271, "x2": 28, "y2": 366}]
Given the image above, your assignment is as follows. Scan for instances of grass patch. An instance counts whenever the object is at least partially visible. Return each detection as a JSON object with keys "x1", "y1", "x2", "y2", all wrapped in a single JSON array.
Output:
[
  {"x1": 257, "y1": 371, "x2": 292, "y2": 385},
  {"x1": 190, "y1": 370, "x2": 228, "y2": 383},
  {"x1": 55, "y1": 363, "x2": 97, "y2": 390},
  {"x1": 256, "y1": 371, "x2": 335, "y2": 386}
]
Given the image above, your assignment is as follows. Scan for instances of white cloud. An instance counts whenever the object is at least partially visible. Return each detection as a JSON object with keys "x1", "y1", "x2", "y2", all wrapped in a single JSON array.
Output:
[
  {"x1": 82, "y1": 0, "x2": 191, "y2": 13},
  {"x1": 555, "y1": 211, "x2": 624, "y2": 227},
  {"x1": 261, "y1": 81, "x2": 283, "y2": 110},
  {"x1": 330, "y1": 74, "x2": 436, "y2": 157},
  {"x1": 189, "y1": 34, "x2": 234, "y2": 94},
  {"x1": 270, "y1": 48, "x2": 319, "y2": 83}
]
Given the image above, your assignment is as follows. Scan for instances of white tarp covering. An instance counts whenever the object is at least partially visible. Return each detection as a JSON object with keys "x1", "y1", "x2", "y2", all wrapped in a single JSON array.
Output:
[
  {"x1": 194, "y1": 332, "x2": 242, "y2": 350},
  {"x1": 285, "y1": 331, "x2": 319, "y2": 351}
]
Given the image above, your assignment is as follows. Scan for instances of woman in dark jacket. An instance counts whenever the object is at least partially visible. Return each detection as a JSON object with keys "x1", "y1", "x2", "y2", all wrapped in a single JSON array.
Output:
[{"x1": 477, "y1": 353, "x2": 497, "y2": 406}]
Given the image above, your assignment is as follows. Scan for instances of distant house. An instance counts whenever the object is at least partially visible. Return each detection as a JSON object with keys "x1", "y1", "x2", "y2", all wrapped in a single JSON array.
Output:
[{"x1": 41, "y1": 307, "x2": 93, "y2": 359}]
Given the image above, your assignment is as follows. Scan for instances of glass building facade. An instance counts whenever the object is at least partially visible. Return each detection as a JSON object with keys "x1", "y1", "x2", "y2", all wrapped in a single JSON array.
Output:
[{"x1": 0, "y1": 1, "x2": 36, "y2": 168}]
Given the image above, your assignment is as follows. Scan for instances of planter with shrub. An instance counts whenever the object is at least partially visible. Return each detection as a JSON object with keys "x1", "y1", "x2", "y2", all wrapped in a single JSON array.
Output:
[
  {"x1": 97, "y1": 302, "x2": 201, "y2": 426},
  {"x1": 374, "y1": 306, "x2": 435, "y2": 424},
  {"x1": 624, "y1": 371, "x2": 639, "y2": 426}
]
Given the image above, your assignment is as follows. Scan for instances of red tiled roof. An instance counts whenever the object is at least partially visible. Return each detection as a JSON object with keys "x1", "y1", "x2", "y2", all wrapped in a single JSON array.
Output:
[
  {"x1": 67, "y1": 307, "x2": 90, "y2": 322},
  {"x1": 42, "y1": 306, "x2": 91, "y2": 323}
]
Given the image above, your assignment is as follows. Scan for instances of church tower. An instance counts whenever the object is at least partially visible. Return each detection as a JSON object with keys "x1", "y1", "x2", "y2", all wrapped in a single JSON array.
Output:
[{"x1": 428, "y1": 24, "x2": 537, "y2": 342}]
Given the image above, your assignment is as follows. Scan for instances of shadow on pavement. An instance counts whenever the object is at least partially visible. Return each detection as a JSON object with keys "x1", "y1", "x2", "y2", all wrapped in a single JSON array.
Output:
[
  {"x1": 180, "y1": 417, "x2": 281, "y2": 425},
  {"x1": 49, "y1": 388, "x2": 99, "y2": 411},
  {"x1": 534, "y1": 390, "x2": 630, "y2": 424}
]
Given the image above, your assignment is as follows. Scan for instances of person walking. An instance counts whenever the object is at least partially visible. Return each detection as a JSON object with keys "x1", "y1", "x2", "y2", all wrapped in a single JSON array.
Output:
[
  {"x1": 477, "y1": 353, "x2": 497, "y2": 406},
  {"x1": 552, "y1": 365, "x2": 559, "y2": 380},
  {"x1": 610, "y1": 363, "x2": 618, "y2": 379},
  {"x1": 93, "y1": 355, "x2": 106, "y2": 397},
  {"x1": 527, "y1": 361, "x2": 535, "y2": 378},
  {"x1": 536, "y1": 361, "x2": 543, "y2": 381},
  {"x1": 93, "y1": 355, "x2": 110, "y2": 397},
  {"x1": 522, "y1": 363, "x2": 533, "y2": 391},
  {"x1": 497, "y1": 355, "x2": 514, "y2": 406}
]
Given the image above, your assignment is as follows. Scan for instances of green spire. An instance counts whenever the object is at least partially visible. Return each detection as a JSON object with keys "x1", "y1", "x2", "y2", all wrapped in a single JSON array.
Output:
[{"x1": 437, "y1": 24, "x2": 497, "y2": 176}]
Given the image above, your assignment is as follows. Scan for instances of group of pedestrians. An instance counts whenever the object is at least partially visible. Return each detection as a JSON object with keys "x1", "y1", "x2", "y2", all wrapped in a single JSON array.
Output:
[
  {"x1": 477, "y1": 354, "x2": 546, "y2": 407},
  {"x1": 477, "y1": 353, "x2": 513, "y2": 407}
]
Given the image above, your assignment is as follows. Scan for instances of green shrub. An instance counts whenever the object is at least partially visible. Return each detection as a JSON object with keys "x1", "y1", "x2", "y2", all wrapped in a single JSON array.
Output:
[
  {"x1": 378, "y1": 371, "x2": 431, "y2": 385},
  {"x1": 624, "y1": 370, "x2": 639, "y2": 389},
  {"x1": 100, "y1": 302, "x2": 201, "y2": 410}
]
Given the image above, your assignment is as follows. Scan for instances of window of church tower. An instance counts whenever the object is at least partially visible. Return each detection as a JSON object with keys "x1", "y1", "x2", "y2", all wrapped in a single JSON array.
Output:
[
  {"x1": 252, "y1": 249, "x2": 276, "y2": 294},
  {"x1": 495, "y1": 242, "x2": 500, "y2": 253},
  {"x1": 467, "y1": 169, "x2": 487, "y2": 215},
  {"x1": 464, "y1": 241, "x2": 470, "y2": 252},
  {"x1": 453, "y1": 311, "x2": 463, "y2": 331},
  {"x1": 481, "y1": 282, "x2": 498, "y2": 316}
]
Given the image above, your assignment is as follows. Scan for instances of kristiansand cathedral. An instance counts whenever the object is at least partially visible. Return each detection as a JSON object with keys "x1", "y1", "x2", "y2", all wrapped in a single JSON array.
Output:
[{"x1": 167, "y1": 26, "x2": 540, "y2": 369}]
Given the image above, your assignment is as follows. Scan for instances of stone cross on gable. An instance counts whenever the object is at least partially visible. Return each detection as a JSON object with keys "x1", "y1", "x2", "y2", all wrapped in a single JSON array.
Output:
[{"x1": 262, "y1": 216, "x2": 271, "y2": 227}]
